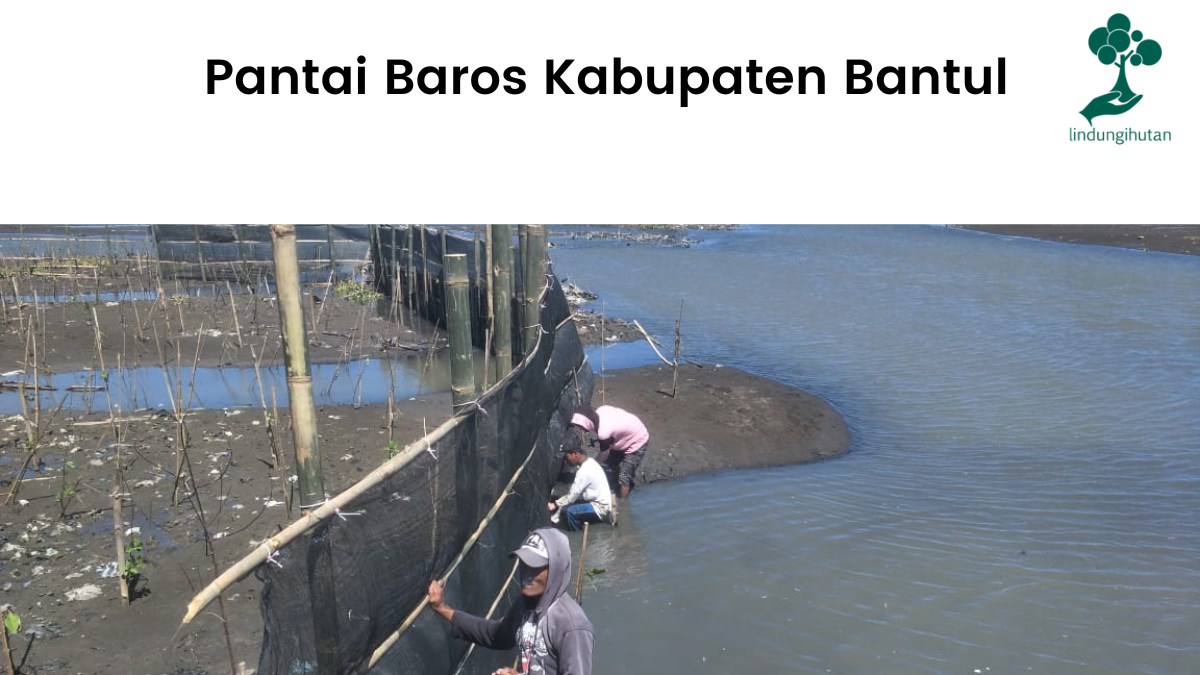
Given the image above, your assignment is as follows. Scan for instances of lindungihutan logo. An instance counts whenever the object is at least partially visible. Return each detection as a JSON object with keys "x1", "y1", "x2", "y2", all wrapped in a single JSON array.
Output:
[{"x1": 1079, "y1": 13, "x2": 1162, "y2": 126}]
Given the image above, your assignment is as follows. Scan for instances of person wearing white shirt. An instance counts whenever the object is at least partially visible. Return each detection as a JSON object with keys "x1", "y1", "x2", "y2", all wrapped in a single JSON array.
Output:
[{"x1": 548, "y1": 436, "x2": 613, "y2": 531}]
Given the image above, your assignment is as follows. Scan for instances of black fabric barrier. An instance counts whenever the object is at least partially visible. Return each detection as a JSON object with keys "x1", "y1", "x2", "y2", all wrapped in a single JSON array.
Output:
[{"x1": 256, "y1": 240, "x2": 593, "y2": 675}]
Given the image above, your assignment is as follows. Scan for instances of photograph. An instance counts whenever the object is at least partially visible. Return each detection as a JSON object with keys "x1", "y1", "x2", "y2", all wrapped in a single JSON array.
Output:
[{"x1": 0, "y1": 224, "x2": 1196, "y2": 675}]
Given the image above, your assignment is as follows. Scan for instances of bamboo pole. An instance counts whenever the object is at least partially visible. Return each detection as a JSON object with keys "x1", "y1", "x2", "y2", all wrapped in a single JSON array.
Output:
[
  {"x1": 113, "y1": 490, "x2": 130, "y2": 606},
  {"x1": 444, "y1": 254, "x2": 475, "y2": 411},
  {"x1": 269, "y1": 225, "x2": 325, "y2": 511},
  {"x1": 573, "y1": 521, "x2": 590, "y2": 603},
  {"x1": 517, "y1": 226, "x2": 529, "y2": 354},
  {"x1": 419, "y1": 225, "x2": 429, "y2": 316},
  {"x1": 405, "y1": 227, "x2": 416, "y2": 313},
  {"x1": 490, "y1": 225, "x2": 514, "y2": 381}
]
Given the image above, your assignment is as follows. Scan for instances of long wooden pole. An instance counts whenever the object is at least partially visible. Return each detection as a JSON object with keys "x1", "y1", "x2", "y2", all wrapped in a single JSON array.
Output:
[
  {"x1": 269, "y1": 225, "x2": 325, "y2": 511},
  {"x1": 490, "y1": 225, "x2": 513, "y2": 381},
  {"x1": 444, "y1": 254, "x2": 475, "y2": 411}
]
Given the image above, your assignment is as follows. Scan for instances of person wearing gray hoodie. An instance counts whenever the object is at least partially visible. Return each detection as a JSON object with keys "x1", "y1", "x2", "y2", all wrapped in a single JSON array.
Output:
[{"x1": 427, "y1": 527, "x2": 594, "y2": 675}]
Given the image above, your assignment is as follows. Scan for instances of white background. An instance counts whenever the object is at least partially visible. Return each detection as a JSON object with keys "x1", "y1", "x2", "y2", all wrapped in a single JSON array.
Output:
[{"x1": 1, "y1": 1, "x2": 1194, "y2": 223}]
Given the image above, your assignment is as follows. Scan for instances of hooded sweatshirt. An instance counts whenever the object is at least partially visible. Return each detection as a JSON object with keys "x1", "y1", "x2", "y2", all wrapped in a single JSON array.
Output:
[{"x1": 450, "y1": 528, "x2": 594, "y2": 675}]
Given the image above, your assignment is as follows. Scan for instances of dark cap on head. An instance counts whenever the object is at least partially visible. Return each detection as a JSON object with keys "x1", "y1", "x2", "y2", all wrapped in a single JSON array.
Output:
[{"x1": 557, "y1": 432, "x2": 583, "y2": 457}]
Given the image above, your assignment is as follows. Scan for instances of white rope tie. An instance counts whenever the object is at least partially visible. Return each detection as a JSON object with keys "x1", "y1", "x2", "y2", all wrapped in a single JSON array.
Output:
[{"x1": 335, "y1": 508, "x2": 365, "y2": 521}]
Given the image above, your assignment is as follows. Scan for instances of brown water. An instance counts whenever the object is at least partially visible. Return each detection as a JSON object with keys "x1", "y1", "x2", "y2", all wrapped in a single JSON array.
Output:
[{"x1": 550, "y1": 225, "x2": 1200, "y2": 675}]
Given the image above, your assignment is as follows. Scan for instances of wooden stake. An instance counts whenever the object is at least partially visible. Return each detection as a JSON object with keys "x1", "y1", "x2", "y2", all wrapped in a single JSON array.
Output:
[
  {"x1": 672, "y1": 300, "x2": 683, "y2": 398},
  {"x1": 573, "y1": 521, "x2": 590, "y2": 604},
  {"x1": 113, "y1": 490, "x2": 130, "y2": 606},
  {"x1": 225, "y1": 280, "x2": 243, "y2": 348}
]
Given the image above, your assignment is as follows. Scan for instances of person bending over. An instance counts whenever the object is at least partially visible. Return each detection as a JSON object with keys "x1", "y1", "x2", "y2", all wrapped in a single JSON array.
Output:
[
  {"x1": 427, "y1": 528, "x2": 594, "y2": 675},
  {"x1": 549, "y1": 435, "x2": 612, "y2": 530},
  {"x1": 570, "y1": 404, "x2": 648, "y2": 499}
]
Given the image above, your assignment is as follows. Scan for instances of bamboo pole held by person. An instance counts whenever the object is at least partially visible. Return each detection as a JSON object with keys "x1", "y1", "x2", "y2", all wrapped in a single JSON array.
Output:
[
  {"x1": 444, "y1": 254, "x2": 475, "y2": 411},
  {"x1": 269, "y1": 225, "x2": 325, "y2": 511}
]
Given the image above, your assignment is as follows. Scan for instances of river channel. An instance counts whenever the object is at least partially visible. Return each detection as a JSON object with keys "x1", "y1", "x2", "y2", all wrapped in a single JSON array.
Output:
[{"x1": 549, "y1": 225, "x2": 1198, "y2": 675}]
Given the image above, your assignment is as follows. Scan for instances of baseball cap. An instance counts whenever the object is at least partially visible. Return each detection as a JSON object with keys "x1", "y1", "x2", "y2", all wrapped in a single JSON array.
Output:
[{"x1": 511, "y1": 531, "x2": 549, "y2": 567}]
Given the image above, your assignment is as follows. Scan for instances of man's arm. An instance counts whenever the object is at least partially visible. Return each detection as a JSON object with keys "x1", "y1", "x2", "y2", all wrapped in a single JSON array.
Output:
[
  {"x1": 428, "y1": 580, "x2": 516, "y2": 649},
  {"x1": 557, "y1": 627, "x2": 594, "y2": 675}
]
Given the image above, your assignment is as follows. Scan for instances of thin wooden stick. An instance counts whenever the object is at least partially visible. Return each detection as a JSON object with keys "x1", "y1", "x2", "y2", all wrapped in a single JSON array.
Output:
[
  {"x1": 225, "y1": 280, "x2": 243, "y2": 348},
  {"x1": 632, "y1": 320, "x2": 675, "y2": 367},
  {"x1": 672, "y1": 300, "x2": 683, "y2": 398},
  {"x1": 114, "y1": 490, "x2": 130, "y2": 606},
  {"x1": 573, "y1": 521, "x2": 590, "y2": 603}
]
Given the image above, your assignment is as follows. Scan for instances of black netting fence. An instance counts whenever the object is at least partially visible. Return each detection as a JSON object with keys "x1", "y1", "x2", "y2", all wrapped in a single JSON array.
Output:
[
  {"x1": 253, "y1": 227, "x2": 591, "y2": 675},
  {"x1": 151, "y1": 225, "x2": 375, "y2": 282}
]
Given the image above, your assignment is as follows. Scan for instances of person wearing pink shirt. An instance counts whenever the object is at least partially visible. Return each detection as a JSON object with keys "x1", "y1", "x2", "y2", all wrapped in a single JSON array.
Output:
[{"x1": 569, "y1": 404, "x2": 649, "y2": 499}]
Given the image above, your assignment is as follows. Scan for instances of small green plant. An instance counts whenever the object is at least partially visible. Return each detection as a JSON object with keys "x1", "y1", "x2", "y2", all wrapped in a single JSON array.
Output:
[
  {"x1": 2, "y1": 604, "x2": 20, "y2": 674},
  {"x1": 334, "y1": 279, "x2": 383, "y2": 303},
  {"x1": 55, "y1": 460, "x2": 81, "y2": 519},
  {"x1": 386, "y1": 440, "x2": 401, "y2": 459},
  {"x1": 122, "y1": 538, "x2": 146, "y2": 579}
]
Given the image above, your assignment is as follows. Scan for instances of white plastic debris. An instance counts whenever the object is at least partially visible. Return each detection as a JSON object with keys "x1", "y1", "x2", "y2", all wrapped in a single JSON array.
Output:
[
  {"x1": 95, "y1": 561, "x2": 120, "y2": 579},
  {"x1": 66, "y1": 584, "x2": 103, "y2": 601}
]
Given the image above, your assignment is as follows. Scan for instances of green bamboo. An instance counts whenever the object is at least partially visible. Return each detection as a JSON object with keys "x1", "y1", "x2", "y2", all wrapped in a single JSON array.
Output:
[
  {"x1": 419, "y1": 225, "x2": 429, "y2": 316},
  {"x1": 522, "y1": 225, "x2": 546, "y2": 354},
  {"x1": 405, "y1": 226, "x2": 416, "y2": 312},
  {"x1": 444, "y1": 254, "x2": 475, "y2": 411},
  {"x1": 269, "y1": 225, "x2": 325, "y2": 510},
  {"x1": 491, "y1": 225, "x2": 514, "y2": 380},
  {"x1": 517, "y1": 226, "x2": 530, "y2": 354}
]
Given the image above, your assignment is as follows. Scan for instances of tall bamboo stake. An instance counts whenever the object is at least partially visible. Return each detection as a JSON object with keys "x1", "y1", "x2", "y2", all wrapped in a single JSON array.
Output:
[
  {"x1": 517, "y1": 226, "x2": 529, "y2": 354},
  {"x1": 526, "y1": 225, "x2": 547, "y2": 352},
  {"x1": 269, "y1": 225, "x2": 325, "y2": 511},
  {"x1": 490, "y1": 225, "x2": 514, "y2": 381},
  {"x1": 444, "y1": 254, "x2": 475, "y2": 411}
]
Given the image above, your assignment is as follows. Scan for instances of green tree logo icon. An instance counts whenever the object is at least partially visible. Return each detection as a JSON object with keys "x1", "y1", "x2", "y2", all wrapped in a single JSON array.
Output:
[{"x1": 1079, "y1": 13, "x2": 1163, "y2": 125}]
